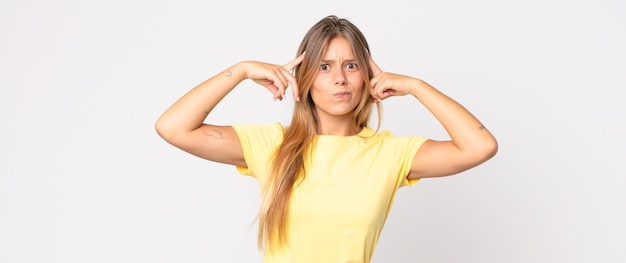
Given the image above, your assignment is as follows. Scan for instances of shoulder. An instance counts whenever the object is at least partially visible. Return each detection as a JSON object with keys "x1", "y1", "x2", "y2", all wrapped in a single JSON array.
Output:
[
  {"x1": 363, "y1": 128, "x2": 430, "y2": 155},
  {"x1": 232, "y1": 122, "x2": 285, "y2": 137},
  {"x1": 365, "y1": 128, "x2": 426, "y2": 143},
  {"x1": 232, "y1": 122, "x2": 285, "y2": 148}
]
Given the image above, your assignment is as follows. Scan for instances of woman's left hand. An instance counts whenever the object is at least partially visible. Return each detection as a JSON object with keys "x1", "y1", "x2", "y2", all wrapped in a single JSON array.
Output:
[
  {"x1": 368, "y1": 56, "x2": 420, "y2": 102},
  {"x1": 367, "y1": 56, "x2": 498, "y2": 179}
]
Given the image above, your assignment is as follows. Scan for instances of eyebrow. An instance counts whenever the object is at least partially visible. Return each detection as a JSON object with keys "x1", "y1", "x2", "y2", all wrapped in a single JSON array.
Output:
[{"x1": 320, "y1": 58, "x2": 357, "y2": 63}]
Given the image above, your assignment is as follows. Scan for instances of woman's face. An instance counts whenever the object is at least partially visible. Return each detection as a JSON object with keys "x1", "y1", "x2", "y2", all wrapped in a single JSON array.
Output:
[{"x1": 310, "y1": 37, "x2": 365, "y2": 121}]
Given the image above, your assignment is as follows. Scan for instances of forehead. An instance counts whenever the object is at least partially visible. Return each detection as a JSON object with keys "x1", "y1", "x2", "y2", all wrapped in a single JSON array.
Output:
[{"x1": 322, "y1": 37, "x2": 355, "y2": 59}]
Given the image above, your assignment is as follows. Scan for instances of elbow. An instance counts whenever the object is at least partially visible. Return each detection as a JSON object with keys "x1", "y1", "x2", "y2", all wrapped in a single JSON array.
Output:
[
  {"x1": 486, "y1": 138, "x2": 498, "y2": 159},
  {"x1": 463, "y1": 136, "x2": 498, "y2": 165},
  {"x1": 478, "y1": 136, "x2": 498, "y2": 162},
  {"x1": 154, "y1": 118, "x2": 176, "y2": 143}
]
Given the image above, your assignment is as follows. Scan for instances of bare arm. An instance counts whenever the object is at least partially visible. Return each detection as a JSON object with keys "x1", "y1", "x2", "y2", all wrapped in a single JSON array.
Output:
[
  {"x1": 155, "y1": 56, "x2": 303, "y2": 167},
  {"x1": 369, "y1": 58, "x2": 498, "y2": 179}
]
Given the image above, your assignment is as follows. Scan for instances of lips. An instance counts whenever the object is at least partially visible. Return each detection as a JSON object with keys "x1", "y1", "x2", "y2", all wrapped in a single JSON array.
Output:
[{"x1": 333, "y1": 91, "x2": 351, "y2": 98}]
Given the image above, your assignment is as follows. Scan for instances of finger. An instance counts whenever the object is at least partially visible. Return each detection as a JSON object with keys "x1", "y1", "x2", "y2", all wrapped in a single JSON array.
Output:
[
  {"x1": 282, "y1": 53, "x2": 304, "y2": 101},
  {"x1": 263, "y1": 80, "x2": 281, "y2": 101},
  {"x1": 372, "y1": 87, "x2": 384, "y2": 101},
  {"x1": 273, "y1": 68, "x2": 289, "y2": 92},
  {"x1": 274, "y1": 70, "x2": 299, "y2": 101},
  {"x1": 381, "y1": 88, "x2": 397, "y2": 99},
  {"x1": 273, "y1": 81, "x2": 286, "y2": 101},
  {"x1": 369, "y1": 74, "x2": 381, "y2": 99},
  {"x1": 369, "y1": 88, "x2": 382, "y2": 103},
  {"x1": 368, "y1": 54, "x2": 383, "y2": 76},
  {"x1": 370, "y1": 75, "x2": 389, "y2": 101},
  {"x1": 283, "y1": 52, "x2": 305, "y2": 71},
  {"x1": 272, "y1": 84, "x2": 283, "y2": 101},
  {"x1": 260, "y1": 71, "x2": 285, "y2": 101},
  {"x1": 283, "y1": 70, "x2": 300, "y2": 101},
  {"x1": 261, "y1": 81, "x2": 281, "y2": 101},
  {"x1": 272, "y1": 68, "x2": 292, "y2": 100}
]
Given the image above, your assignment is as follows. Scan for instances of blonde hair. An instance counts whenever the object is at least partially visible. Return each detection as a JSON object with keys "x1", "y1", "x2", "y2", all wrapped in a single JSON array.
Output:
[{"x1": 257, "y1": 15, "x2": 380, "y2": 251}]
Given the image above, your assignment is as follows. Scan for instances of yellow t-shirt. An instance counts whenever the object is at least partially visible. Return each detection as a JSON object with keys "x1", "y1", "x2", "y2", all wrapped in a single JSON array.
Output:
[{"x1": 232, "y1": 122, "x2": 427, "y2": 263}]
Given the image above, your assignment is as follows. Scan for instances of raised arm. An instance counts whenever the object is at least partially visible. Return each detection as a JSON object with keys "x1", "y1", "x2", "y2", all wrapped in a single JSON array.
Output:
[
  {"x1": 155, "y1": 56, "x2": 303, "y2": 167},
  {"x1": 368, "y1": 57, "x2": 498, "y2": 179}
]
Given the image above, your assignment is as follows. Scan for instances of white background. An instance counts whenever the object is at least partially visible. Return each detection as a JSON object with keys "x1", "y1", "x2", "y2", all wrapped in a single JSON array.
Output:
[{"x1": 1, "y1": 0, "x2": 625, "y2": 262}]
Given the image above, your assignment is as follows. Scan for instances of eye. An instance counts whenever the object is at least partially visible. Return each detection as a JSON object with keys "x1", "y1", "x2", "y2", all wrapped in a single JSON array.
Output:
[
  {"x1": 346, "y1": 63, "x2": 358, "y2": 71},
  {"x1": 319, "y1": 64, "x2": 330, "y2": 71}
]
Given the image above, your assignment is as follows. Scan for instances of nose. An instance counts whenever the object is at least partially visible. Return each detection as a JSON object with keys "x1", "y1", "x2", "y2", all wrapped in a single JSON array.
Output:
[{"x1": 333, "y1": 68, "x2": 347, "y2": 86}]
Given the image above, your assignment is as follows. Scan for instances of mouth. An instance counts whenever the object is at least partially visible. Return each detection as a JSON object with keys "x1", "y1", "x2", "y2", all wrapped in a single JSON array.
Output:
[{"x1": 333, "y1": 91, "x2": 351, "y2": 98}]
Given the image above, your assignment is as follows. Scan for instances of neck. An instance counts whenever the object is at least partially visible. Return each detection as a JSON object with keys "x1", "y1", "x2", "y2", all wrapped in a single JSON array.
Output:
[{"x1": 316, "y1": 116, "x2": 361, "y2": 136}]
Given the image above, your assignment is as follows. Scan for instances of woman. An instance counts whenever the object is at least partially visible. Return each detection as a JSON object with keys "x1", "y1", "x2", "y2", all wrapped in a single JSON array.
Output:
[{"x1": 155, "y1": 15, "x2": 497, "y2": 262}]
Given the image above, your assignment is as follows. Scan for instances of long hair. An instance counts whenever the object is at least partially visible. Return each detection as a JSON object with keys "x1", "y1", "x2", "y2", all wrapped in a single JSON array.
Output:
[{"x1": 257, "y1": 15, "x2": 380, "y2": 251}]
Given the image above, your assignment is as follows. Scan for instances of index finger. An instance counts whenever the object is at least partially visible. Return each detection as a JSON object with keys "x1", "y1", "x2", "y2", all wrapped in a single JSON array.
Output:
[
  {"x1": 368, "y1": 54, "x2": 383, "y2": 76},
  {"x1": 283, "y1": 53, "x2": 305, "y2": 71},
  {"x1": 282, "y1": 53, "x2": 305, "y2": 101}
]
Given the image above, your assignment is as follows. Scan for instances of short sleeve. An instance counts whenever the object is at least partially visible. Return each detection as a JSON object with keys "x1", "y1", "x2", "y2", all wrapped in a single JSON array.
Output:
[
  {"x1": 394, "y1": 136, "x2": 429, "y2": 188},
  {"x1": 231, "y1": 122, "x2": 284, "y2": 181}
]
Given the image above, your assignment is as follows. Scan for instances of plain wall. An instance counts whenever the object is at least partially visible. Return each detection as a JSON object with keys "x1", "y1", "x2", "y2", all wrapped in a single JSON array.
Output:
[{"x1": 1, "y1": 0, "x2": 624, "y2": 262}]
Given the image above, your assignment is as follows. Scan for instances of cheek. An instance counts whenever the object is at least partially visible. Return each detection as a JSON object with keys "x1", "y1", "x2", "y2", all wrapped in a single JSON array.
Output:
[
  {"x1": 310, "y1": 76, "x2": 332, "y2": 94},
  {"x1": 309, "y1": 81, "x2": 321, "y2": 96},
  {"x1": 350, "y1": 76, "x2": 365, "y2": 94},
  {"x1": 353, "y1": 88, "x2": 365, "y2": 102},
  {"x1": 349, "y1": 72, "x2": 364, "y2": 85},
  {"x1": 309, "y1": 83, "x2": 324, "y2": 103}
]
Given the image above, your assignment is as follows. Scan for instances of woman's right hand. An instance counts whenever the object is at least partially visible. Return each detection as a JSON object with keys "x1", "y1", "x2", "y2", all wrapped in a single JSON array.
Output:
[{"x1": 242, "y1": 53, "x2": 304, "y2": 101}]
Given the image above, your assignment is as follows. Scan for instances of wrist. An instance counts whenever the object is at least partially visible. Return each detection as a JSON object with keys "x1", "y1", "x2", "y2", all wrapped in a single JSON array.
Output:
[
  {"x1": 226, "y1": 62, "x2": 248, "y2": 82},
  {"x1": 408, "y1": 78, "x2": 427, "y2": 97}
]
